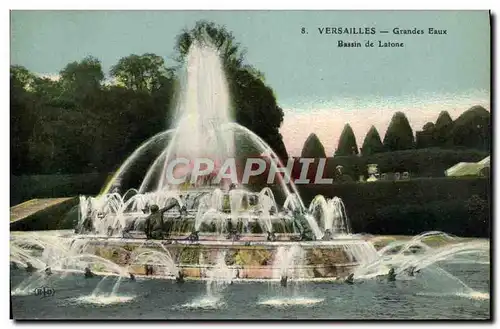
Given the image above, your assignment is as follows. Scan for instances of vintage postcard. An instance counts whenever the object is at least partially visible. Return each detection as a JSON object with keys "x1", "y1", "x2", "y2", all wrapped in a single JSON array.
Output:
[{"x1": 10, "y1": 10, "x2": 491, "y2": 320}]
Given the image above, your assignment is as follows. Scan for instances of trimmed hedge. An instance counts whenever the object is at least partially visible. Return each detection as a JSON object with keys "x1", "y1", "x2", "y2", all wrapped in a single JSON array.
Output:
[
  {"x1": 293, "y1": 148, "x2": 489, "y2": 182},
  {"x1": 361, "y1": 199, "x2": 488, "y2": 237},
  {"x1": 298, "y1": 177, "x2": 490, "y2": 237}
]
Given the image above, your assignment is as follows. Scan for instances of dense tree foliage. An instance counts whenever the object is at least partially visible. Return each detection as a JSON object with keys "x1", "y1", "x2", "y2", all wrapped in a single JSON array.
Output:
[
  {"x1": 59, "y1": 56, "x2": 104, "y2": 106},
  {"x1": 449, "y1": 106, "x2": 490, "y2": 151},
  {"x1": 415, "y1": 107, "x2": 490, "y2": 151},
  {"x1": 422, "y1": 122, "x2": 435, "y2": 131},
  {"x1": 435, "y1": 110, "x2": 453, "y2": 136},
  {"x1": 383, "y1": 112, "x2": 415, "y2": 151},
  {"x1": 110, "y1": 53, "x2": 173, "y2": 92},
  {"x1": 11, "y1": 53, "x2": 175, "y2": 176},
  {"x1": 295, "y1": 178, "x2": 490, "y2": 237},
  {"x1": 10, "y1": 21, "x2": 288, "y2": 176},
  {"x1": 301, "y1": 133, "x2": 326, "y2": 158},
  {"x1": 415, "y1": 111, "x2": 453, "y2": 149},
  {"x1": 361, "y1": 126, "x2": 384, "y2": 156},
  {"x1": 431, "y1": 110, "x2": 454, "y2": 147},
  {"x1": 335, "y1": 124, "x2": 359, "y2": 156}
]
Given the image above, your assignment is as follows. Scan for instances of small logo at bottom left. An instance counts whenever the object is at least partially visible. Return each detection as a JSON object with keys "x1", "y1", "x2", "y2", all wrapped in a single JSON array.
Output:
[{"x1": 33, "y1": 286, "x2": 55, "y2": 298}]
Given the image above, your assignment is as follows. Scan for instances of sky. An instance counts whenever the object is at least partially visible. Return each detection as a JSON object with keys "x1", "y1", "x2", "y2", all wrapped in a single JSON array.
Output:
[{"x1": 11, "y1": 10, "x2": 491, "y2": 155}]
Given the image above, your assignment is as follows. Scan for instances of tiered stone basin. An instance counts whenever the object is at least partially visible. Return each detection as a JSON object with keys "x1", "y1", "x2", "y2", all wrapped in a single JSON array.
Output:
[{"x1": 75, "y1": 234, "x2": 370, "y2": 280}]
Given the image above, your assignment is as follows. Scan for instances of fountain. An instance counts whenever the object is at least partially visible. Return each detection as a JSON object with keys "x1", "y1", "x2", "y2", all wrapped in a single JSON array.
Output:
[
  {"x1": 10, "y1": 40, "x2": 489, "y2": 296},
  {"x1": 10, "y1": 232, "x2": 134, "y2": 302}
]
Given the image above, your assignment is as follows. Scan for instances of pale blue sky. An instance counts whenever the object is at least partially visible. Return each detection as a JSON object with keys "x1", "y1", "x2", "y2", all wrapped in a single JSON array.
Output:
[{"x1": 11, "y1": 10, "x2": 490, "y2": 108}]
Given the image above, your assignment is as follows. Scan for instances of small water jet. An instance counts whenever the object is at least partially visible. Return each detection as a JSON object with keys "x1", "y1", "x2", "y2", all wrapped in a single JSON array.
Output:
[
  {"x1": 129, "y1": 247, "x2": 178, "y2": 277},
  {"x1": 181, "y1": 251, "x2": 235, "y2": 310},
  {"x1": 309, "y1": 195, "x2": 351, "y2": 236},
  {"x1": 258, "y1": 297, "x2": 324, "y2": 307},
  {"x1": 351, "y1": 232, "x2": 489, "y2": 299},
  {"x1": 273, "y1": 245, "x2": 306, "y2": 283},
  {"x1": 205, "y1": 251, "x2": 235, "y2": 297}
]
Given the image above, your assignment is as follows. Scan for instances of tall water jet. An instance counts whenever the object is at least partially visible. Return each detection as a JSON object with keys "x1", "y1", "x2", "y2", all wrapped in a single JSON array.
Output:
[
  {"x1": 129, "y1": 248, "x2": 178, "y2": 277},
  {"x1": 182, "y1": 251, "x2": 234, "y2": 310},
  {"x1": 309, "y1": 195, "x2": 351, "y2": 236},
  {"x1": 155, "y1": 40, "x2": 235, "y2": 191}
]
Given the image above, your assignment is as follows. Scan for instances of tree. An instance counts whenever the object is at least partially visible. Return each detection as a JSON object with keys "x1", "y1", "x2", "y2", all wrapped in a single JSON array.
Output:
[
  {"x1": 10, "y1": 70, "x2": 37, "y2": 174},
  {"x1": 361, "y1": 126, "x2": 384, "y2": 156},
  {"x1": 60, "y1": 56, "x2": 104, "y2": 95},
  {"x1": 435, "y1": 111, "x2": 453, "y2": 129},
  {"x1": 434, "y1": 111, "x2": 454, "y2": 147},
  {"x1": 230, "y1": 67, "x2": 288, "y2": 160},
  {"x1": 29, "y1": 76, "x2": 68, "y2": 108},
  {"x1": 383, "y1": 112, "x2": 415, "y2": 151},
  {"x1": 423, "y1": 122, "x2": 435, "y2": 131},
  {"x1": 416, "y1": 114, "x2": 454, "y2": 149},
  {"x1": 174, "y1": 20, "x2": 288, "y2": 161},
  {"x1": 449, "y1": 106, "x2": 490, "y2": 151},
  {"x1": 301, "y1": 133, "x2": 327, "y2": 158},
  {"x1": 10, "y1": 22, "x2": 294, "y2": 177},
  {"x1": 416, "y1": 122, "x2": 436, "y2": 149},
  {"x1": 10, "y1": 65, "x2": 36, "y2": 90},
  {"x1": 335, "y1": 124, "x2": 359, "y2": 156},
  {"x1": 110, "y1": 53, "x2": 173, "y2": 92}
]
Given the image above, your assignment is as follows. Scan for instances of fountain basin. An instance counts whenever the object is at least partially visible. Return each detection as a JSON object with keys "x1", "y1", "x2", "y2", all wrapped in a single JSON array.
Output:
[{"x1": 11, "y1": 230, "x2": 376, "y2": 280}]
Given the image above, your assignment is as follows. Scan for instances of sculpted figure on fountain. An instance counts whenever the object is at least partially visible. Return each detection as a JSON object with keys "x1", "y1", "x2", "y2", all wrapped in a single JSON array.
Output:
[
  {"x1": 280, "y1": 275, "x2": 288, "y2": 287},
  {"x1": 77, "y1": 206, "x2": 95, "y2": 234},
  {"x1": 236, "y1": 219, "x2": 244, "y2": 234},
  {"x1": 84, "y1": 266, "x2": 95, "y2": 278},
  {"x1": 267, "y1": 231, "x2": 277, "y2": 241},
  {"x1": 387, "y1": 267, "x2": 396, "y2": 282},
  {"x1": 144, "y1": 264, "x2": 154, "y2": 276},
  {"x1": 322, "y1": 229, "x2": 333, "y2": 241},
  {"x1": 188, "y1": 231, "x2": 199, "y2": 241},
  {"x1": 25, "y1": 262, "x2": 36, "y2": 274},
  {"x1": 144, "y1": 199, "x2": 184, "y2": 239},
  {"x1": 225, "y1": 218, "x2": 234, "y2": 240},
  {"x1": 291, "y1": 209, "x2": 314, "y2": 241},
  {"x1": 344, "y1": 273, "x2": 354, "y2": 285},
  {"x1": 405, "y1": 266, "x2": 420, "y2": 276},
  {"x1": 226, "y1": 227, "x2": 240, "y2": 241},
  {"x1": 145, "y1": 205, "x2": 165, "y2": 239},
  {"x1": 175, "y1": 270, "x2": 185, "y2": 283}
]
